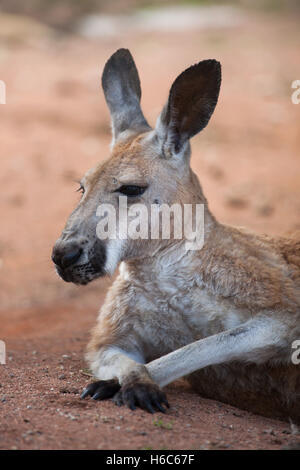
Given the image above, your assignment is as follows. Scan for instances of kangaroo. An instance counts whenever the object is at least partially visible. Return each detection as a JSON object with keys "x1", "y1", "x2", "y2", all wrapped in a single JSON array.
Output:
[{"x1": 52, "y1": 49, "x2": 300, "y2": 421}]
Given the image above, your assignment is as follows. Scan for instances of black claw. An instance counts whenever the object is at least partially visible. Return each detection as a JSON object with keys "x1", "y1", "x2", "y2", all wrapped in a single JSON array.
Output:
[
  {"x1": 125, "y1": 393, "x2": 136, "y2": 411},
  {"x1": 81, "y1": 379, "x2": 121, "y2": 401},
  {"x1": 127, "y1": 395, "x2": 136, "y2": 411},
  {"x1": 145, "y1": 402, "x2": 155, "y2": 414},
  {"x1": 112, "y1": 392, "x2": 124, "y2": 407},
  {"x1": 80, "y1": 382, "x2": 99, "y2": 399},
  {"x1": 92, "y1": 391, "x2": 105, "y2": 400},
  {"x1": 112, "y1": 389, "x2": 124, "y2": 406},
  {"x1": 81, "y1": 388, "x2": 89, "y2": 399},
  {"x1": 118, "y1": 382, "x2": 169, "y2": 413},
  {"x1": 80, "y1": 388, "x2": 90, "y2": 399},
  {"x1": 162, "y1": 397, "x2": 170, "y2": 408},
  {"x1": 154, "y1": 400, "x2": 166, "y2": 413}
]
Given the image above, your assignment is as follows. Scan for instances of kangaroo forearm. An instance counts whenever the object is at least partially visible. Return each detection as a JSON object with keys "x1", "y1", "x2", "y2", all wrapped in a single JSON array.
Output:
[{"x1": 146, "y1": 318, "x2": 286, "y2": 387}]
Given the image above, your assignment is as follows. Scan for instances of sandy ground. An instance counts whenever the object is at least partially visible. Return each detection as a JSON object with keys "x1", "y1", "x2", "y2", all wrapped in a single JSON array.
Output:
[{"x1": 0, "y1": 8, "x2": 300, "y2": 449}]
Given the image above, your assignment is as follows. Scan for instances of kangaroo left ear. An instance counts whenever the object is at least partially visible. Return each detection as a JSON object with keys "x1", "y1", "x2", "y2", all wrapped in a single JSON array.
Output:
[
  {"x1": 102, "y1": 49, "x2": 150, "y2": 144},
  {"x1": 156, "y1": 59, "x2": 221, "y2": 158}
]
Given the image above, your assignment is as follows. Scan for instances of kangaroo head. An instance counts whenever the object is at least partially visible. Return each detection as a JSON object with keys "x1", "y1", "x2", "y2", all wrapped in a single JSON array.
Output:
[{"x1": 52, "y1": 48, "x2": 221, "y2": 285}]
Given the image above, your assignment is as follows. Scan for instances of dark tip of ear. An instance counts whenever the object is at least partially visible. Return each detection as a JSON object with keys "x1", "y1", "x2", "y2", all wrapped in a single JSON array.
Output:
[
  {"x1": 197, "y1": 58, "x2": 222, "y2": 86},
  {"x1": 101, "y1": 48, "x2": 141, "y2": 101},
  {"x1": 198, "y1": 59, "x2": 221, "y2": 73},
  {"x1": 172, "y1": 59, "x2": 222, "y2": 93},
  {"x1": 106, "y1": 48, "x2": 134, "y2": 65},
  {"x1": 102, "y1": 49, "x2": 134, "y2": 76}
]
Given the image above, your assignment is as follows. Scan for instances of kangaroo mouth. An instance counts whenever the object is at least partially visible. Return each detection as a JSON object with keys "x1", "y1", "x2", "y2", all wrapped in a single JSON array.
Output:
[
  {"x1": 55, "y1": 262, "x2": 105, "y2": 285},
  {"x1": 55, "y1": 243, "x2": 107, "y2": 285}
]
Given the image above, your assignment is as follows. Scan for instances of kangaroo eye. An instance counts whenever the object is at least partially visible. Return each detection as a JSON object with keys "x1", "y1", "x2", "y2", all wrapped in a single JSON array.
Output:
[
  {"x1": 117, "y1": 185, "x2": 147, "y2": 197},
  {"x1": 76, "y1": 184, "x2": 85, "y2": 194}
]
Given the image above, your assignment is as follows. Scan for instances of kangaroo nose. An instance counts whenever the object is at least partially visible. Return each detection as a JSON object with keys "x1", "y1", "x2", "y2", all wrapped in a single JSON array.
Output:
[{"x1": 52, "y1": 245, "x2": 82, "y2": 269}]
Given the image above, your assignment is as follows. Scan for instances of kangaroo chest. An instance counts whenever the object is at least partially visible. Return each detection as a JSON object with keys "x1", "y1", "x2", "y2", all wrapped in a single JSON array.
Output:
[{"x1": 128, "y1": 273, "x2": 247, "y2": 361}]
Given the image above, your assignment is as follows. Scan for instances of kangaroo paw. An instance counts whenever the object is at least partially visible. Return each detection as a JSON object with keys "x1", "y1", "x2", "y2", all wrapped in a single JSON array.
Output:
[
  {"x1": 81, "y1": 379, "x2": 121, "y2": 401},
  {"x1": 113, "y1": 382, "x2": 169, "y2": 414}
]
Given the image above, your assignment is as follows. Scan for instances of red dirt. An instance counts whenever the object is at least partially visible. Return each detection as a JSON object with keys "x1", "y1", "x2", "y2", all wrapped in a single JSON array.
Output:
[{"x1": 0, "y1": 9, "x2": 300, "y2": 450}]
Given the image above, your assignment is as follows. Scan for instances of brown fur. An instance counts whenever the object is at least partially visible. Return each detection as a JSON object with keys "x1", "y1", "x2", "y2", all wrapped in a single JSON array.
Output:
[
  {"x1": 53, "y1": 49, "x2": 300, "y2": 420},
  {"x1": 188, "y1": 362, "x2": 300, "y2": 421}
]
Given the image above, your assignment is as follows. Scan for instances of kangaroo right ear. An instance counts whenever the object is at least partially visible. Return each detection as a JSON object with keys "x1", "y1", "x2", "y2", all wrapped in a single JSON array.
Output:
[
  {"x1": 102, "y1": 49, "x2": 150, "y2": 144},
  {"x1": 156, "y1": 59, "x2": 221, "y2": 158}
]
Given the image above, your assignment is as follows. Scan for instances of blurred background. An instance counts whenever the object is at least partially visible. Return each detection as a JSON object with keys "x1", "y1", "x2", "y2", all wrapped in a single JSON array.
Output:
[
  {"x1": 0, "y1": 0, "x2": 299, "y2": 329},
  {"x1": 0, "y1": 1, "x2": 299, "y2": 451}
]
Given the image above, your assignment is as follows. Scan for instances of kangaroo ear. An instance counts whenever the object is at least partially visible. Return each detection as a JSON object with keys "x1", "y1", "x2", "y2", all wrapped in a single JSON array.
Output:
[
  {"x1": 156, "y1": 59, "x2": 221, "y2": 157},
  {"x1": 102, "y1": 49, "x2": 150, "y2": 144}
]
